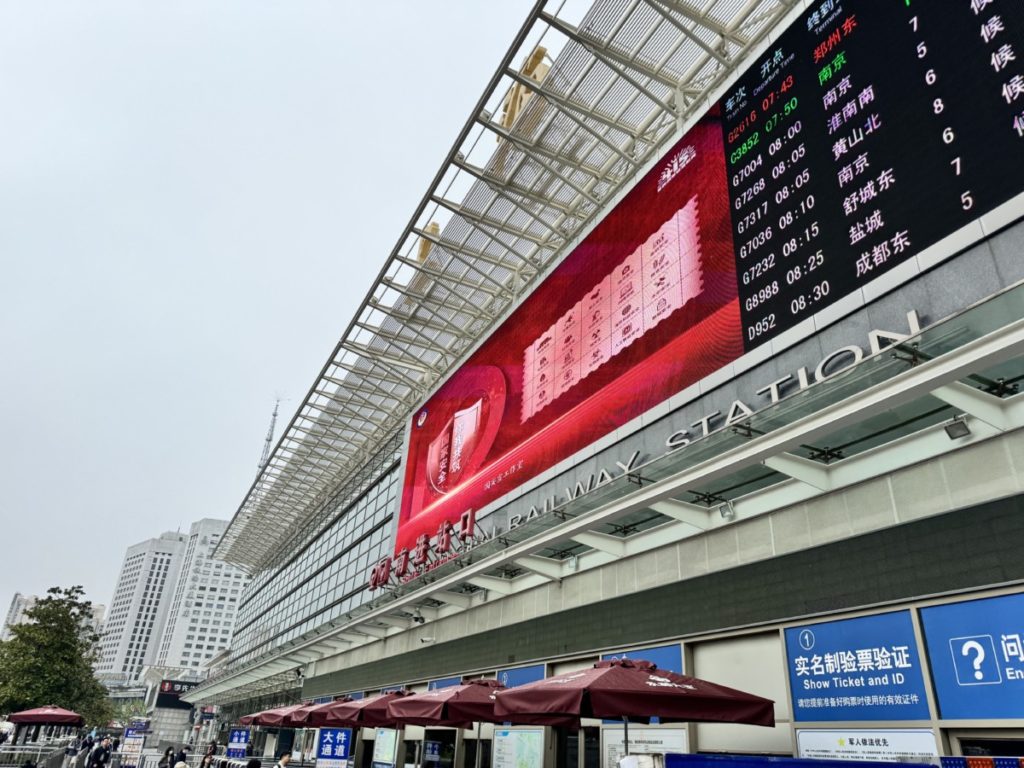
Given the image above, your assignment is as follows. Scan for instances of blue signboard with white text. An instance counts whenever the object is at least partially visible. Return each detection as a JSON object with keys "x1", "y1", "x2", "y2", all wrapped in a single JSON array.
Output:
[
  {"x1": 317, "y1": 727, "x2": 353, "y2": 768},
  {"x1": 423, "y1": 741, "x2": 442, "y2": 763},
  {"x1": 227, "y1": 729, "x2": 250, "y2": 759},
  {"x1": 428, "y1": 676, "x2": 461, "y2": 690},
  {"x1": 785, "y1": 611, "x2": 931, "y2": 721},
  {"x1": 920, "y1": 592, "x2": 1024, "y2": 719},
  {"x1": 602, "y1": 643, "x2": 683, "y2": 673},
  {"x1": 497, "y1": 664, "x2": 545, "y2": 688}
]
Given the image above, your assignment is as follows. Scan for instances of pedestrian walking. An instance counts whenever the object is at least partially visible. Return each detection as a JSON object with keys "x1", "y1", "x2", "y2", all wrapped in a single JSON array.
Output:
[
  {"x1": 85, "y1": 738, "x2": 111, "y2": 768},
  {"x1": 175, "y1": 746, "x2": 190, "y2": 766}
]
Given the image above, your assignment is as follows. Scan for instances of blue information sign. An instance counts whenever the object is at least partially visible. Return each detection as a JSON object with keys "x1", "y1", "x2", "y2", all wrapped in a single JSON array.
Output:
[
  {"x1": 227, "y1": 729, "x2": 250, "y2": 759},
  {"x1": 602, "y1": 643, "x2": 683, "y2": 673},
  {"x1": 317, "y1": 727, "x2": 353, "y2": 764},
  {"x1": 784, "y1": 611, "x2": 931, "y2": 722},
  {"x1": 423, "y1": 741, "x2": 442, "y2": 763},
  {"x1": 920, "y1": 592, "x2": 1024, "y2": 719},
  {"x1": 428, "y1": 676, "x2": 461, "y2": 690},
  {"x1": 496, "y1": 664, "x2": 545, "y2": 688}
]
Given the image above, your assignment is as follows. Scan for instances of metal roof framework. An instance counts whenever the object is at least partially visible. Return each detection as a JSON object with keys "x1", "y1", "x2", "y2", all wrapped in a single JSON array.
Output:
[{"x1": 217, "y1": 0, "x2": 801, "y2": 569}]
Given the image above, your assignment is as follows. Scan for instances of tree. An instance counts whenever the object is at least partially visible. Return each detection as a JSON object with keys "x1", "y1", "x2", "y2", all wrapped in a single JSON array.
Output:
[
  {"x1": 112, "y1": 698, "x2": 147, "y2": 725},
  {"x1": 0, "y1": 586, "x2": 113, "y2": 726}
]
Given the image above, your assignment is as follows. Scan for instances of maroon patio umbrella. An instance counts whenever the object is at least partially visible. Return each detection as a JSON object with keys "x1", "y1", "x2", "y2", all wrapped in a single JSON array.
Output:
[
  {"x1": 493, "y1": 659, "x2": 774, "y2": 752},
  {"x1": 289, "y1": 697, "x2": 354, "y2": 727},
  {"x1": 323, "y1": 691, "x2": 412, "y2": 728},
  {"x1": 388, "y1": 679, "x2": 505, "y2": 728},
  {"x1": 238, "y1": 710, "x2": 262, "y2": 726},
  {"x1": 244, "y1": 704, "x2": 307, "y2": 727},
  {"x1": 7, "y1": 706, "x2": 84, "y2": 726}
]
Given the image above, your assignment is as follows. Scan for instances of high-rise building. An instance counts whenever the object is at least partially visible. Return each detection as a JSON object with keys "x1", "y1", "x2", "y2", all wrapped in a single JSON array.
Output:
[
  {"x1": 155, "y1": 518, "x2": 249, "y2": 671},
  {"x1": 1, "y1": 593, "x2": 38, "y2": 641},
  {"x1": 87, "y1": 603, "x2": 106, "y2": 637},
  {"x1": 97, "y1": 532, "x2": 187, "y2": 684}
]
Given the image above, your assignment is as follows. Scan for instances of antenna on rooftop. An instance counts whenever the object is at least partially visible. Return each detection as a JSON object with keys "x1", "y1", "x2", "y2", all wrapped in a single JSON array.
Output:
[{"x1": 258, "y1": 399, "x2": 280, "y2": 473}]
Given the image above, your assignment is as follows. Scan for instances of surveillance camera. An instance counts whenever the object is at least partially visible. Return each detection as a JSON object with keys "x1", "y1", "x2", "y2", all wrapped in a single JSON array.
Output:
[
  {"x1": 420, "y1": 637, "x2": 435, "y2": 644},
  {"x1": 412, "y1": 615, "x2": 425, "y2": 625}
]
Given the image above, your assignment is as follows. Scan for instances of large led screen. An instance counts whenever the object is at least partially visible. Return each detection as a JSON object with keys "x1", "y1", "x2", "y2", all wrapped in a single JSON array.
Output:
[{"x1": 396, "y1": 0, "x2": 1024, "y2": 555}]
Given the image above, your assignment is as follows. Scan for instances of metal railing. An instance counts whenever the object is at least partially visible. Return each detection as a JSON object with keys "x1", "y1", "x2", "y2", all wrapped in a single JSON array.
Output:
[{"x1": 0, "y1": 743, "x2": 71, "y2": 768}]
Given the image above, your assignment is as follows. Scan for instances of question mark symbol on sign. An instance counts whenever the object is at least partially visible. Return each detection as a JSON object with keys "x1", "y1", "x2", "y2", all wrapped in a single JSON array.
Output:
[{"x1": 961, "y1": 640, "x2": 986, "y2": 680}]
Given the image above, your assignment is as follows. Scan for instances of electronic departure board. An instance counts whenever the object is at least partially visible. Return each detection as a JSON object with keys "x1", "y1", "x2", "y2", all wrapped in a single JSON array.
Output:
[
  {"x1": 723, "y1": 0, "x2": 1024, "y2": 348},
  {"x1": 394, "y1": 0, "x2": 1024, "y2": 555}
]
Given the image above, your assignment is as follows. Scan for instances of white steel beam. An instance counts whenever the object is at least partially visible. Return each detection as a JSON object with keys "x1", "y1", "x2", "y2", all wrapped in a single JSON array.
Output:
[
  {"x1": 648, "y1": 499, "x2": 714, "y2": 528},
  {"x1": 513, "y1": 555, "x2": 564, "y2": 580},
  {"x1": 762, "y1": 452, "x2": 833, "y2": 491},
  {"x1": 571, "y1": 531, "x2": 627, "y2": 556}
]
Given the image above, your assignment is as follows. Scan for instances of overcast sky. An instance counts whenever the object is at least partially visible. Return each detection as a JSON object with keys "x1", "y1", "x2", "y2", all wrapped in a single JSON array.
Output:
[{"x1": 0, "y1": 1, "x2": 536, "y2": 617}]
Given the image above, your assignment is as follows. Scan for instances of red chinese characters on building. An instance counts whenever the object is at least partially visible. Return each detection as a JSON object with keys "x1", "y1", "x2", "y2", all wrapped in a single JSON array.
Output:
[{"x1": 368, "y1": 510, "x2": 476, "y2": 590}]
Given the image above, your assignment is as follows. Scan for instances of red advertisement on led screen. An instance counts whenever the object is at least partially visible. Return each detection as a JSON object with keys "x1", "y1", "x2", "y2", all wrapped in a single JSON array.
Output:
[{"x1": 396, "y1": 109, "x2": 744, "y2": 553}]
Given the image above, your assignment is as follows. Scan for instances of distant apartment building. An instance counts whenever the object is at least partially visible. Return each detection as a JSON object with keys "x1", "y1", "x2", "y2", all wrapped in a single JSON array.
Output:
[
  {"x1": 1, "y1": 593, "x2": 38, "y2": 641},
  {"x1": 155, "y1": 518, "x2": 249, "y2": 672},
  {"x1": 87, "y1": 603, "x2": 106, "y2": 636},
  {"x1": 96, "y1": 532, "x2": 187, "y2": 684},
  {"x1": 4, "y1": 593, "x2": 106, "y2": 643}
]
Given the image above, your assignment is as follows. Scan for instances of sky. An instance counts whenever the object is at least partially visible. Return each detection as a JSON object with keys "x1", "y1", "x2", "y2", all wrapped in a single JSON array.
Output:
[{"x1": 0, "y1": 0, "x2": 537, "y2": 617}]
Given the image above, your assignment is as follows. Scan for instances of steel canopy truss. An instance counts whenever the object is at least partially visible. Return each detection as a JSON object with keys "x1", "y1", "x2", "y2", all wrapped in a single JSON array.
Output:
[{"x1": 216, "y1": 0, "x2": 798, "y2": 569}]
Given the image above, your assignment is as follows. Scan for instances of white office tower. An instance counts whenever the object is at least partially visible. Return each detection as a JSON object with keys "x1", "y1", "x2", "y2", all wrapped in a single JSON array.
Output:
[
  {"x1": 96, "y1": 532, "x2": 187, "y2": 684},
  {"x1": 1, "y1": 593, "x2": 38, "y2": 641},
  {"x1": 155, "y1": 518, "x2": 250, "y2": 671}
]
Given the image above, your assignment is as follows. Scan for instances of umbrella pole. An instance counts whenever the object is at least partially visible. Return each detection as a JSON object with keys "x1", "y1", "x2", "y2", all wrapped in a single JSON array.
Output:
[
  {"x1": 473, "y1": 722, "x2": 482, "y2": 768},
  {"x1": 622, "y1": 717, "x2": 629, "y2": 757}
]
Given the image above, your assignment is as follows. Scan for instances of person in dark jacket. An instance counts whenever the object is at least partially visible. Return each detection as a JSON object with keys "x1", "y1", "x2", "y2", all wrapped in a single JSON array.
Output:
[
  {"x1": 176, "y1": 746, "x2": 190, "y2": 765},
  {"x1": 85, "y1": 738, "x2": 111, "y2": 768}
]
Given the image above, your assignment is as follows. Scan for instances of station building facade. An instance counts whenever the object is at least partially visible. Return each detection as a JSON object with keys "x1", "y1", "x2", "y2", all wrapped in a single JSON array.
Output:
[{"x1": 187, "y1": 0, "x2": 1024, "y2": 763}]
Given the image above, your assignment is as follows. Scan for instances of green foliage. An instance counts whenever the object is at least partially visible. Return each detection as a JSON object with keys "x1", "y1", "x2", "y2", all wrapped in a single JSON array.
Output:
[
  {"x1": 112, "y1": 699, "x2": 147, "y2": 725},
  {"x1": 0, "y1": 586, "x2": 113, "y2": 726}
]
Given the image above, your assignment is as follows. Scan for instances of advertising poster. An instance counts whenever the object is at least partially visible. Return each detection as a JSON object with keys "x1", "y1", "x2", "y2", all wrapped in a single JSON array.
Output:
[
  {"x1": 493, "y1": 728, "x2": 545, "y2": 768},
  {"x1": 796, "y1": 729, "x2": 938, "y2": 762},
  {"x1": 316, "y1": 728, "x2": 353, "y2": 768},
  {"x1": 784, "y1": 611, "x2": 931, "y2": 721},
  {"x1": 372, "y1": 728, "x2": 399, "y2": 768},
  {"x1": 227, "y1": 729, "x2": 250, "y2": 759},
  {"x1": 399, "y1": 117, "x2": 742, "y2": 554},
  {"x1": 920, "y1": 592, "x2": 1024, "y2": 719},
  {"x1": 601, "y1": 727, "x2": 687, "y2": 768}
]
